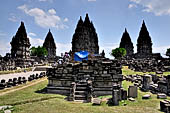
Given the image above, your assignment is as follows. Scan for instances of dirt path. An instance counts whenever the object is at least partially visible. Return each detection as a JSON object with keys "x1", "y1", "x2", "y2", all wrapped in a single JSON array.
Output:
[{"x1": 0, "y1": 78, "x2": 47, "y2": 96}]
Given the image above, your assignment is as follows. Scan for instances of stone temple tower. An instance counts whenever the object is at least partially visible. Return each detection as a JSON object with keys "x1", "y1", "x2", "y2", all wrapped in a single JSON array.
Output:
[
  {"x1": 43, "y1": 30, "x2": 56, "y2": 58},
  {"x1": 72, "y1": 13, "x2": 99, "y2": 54},
  {"x1": 136, "y1": 20, "x2": 152, "y2": 57},
  {"x1": 119, "y1": 28, "x2": 134, "y2": 56},
  {"x1": 10, "y1": 21, "x2": 31, "y2": 59}
]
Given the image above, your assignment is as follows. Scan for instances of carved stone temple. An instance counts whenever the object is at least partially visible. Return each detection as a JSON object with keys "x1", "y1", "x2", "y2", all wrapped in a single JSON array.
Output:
[
  {"x1": 72, "y1": 14, "x2": 99, "y2": 54},
  {"x1": 43, "y1": 30, "x2": 56, "y2": 58},
  {"x1": 119, "y1": 28, "x2": 134, "y2": 56},
  {"x1": 10, "y1": 21, "x2": 31, "y2": 67},
  {"x1": 135, "y1": 20, "x2": 161, "y2": 59},
  {"x1": 10, "y1": 21, "x2": 31, "y2": 59}
]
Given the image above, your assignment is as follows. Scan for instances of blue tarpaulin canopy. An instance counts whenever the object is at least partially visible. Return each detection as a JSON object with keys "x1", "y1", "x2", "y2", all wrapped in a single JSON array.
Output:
[{"x1": 74, "y1": 51, "x2": 89, "y2": 61}]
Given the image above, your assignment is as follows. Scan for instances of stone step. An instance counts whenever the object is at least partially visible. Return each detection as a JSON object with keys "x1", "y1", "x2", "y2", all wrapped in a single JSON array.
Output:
[
  {"x1": 75, "y1": 91, "x2": 87, "y2": 95},
  {"x1": 76, "y1": 84, "x2": 88, "y2": 87},
  {"x1": 74, "y1": 96, "x2": 87, "y2": 100},
  {"x1": 75, "y1": 95, "x2": 86, "y2": 98},
  {"x1": 75, "y1": 87, "x2": 87, "y2": 90}
]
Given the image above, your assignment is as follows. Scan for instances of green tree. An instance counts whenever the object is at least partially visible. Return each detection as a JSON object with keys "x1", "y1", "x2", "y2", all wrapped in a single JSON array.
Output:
[
  {"x1": 30, "y1": 46, "x2": 37, "y2": 56},
  {"x1": 30, "y1": 46, "x2": 48, "y2": 57},
  {"x1": 111, "y1": 48, "x2": 126, "y2": 59},
  {"x1": 166, "y1": 48, "x2": 170, "y2": 58}
]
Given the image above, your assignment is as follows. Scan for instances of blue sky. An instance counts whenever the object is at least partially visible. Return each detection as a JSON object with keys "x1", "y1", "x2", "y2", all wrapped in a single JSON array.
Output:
[{"x1": 1, "y1": 0, "x2": 170, "y2": 58}]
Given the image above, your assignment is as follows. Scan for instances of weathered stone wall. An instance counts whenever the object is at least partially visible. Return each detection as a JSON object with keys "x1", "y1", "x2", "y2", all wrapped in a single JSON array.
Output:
[
  {"x1": 46, "y1": 59, "x2": 123, "y2": 96},
  {"x1": 121, "y1": 59, "x2": 170, "y2": 72}
]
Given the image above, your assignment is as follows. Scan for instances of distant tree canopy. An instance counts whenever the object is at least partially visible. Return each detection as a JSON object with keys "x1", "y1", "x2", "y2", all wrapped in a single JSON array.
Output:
[
  {"x1": 30, "y1": 46, "x2": 48, "y2": 57},
  {"x1": 166, "y1": 48, "x2": 170, "y2": 58},
  {"x1": 111, "y1": 48, "x2": 126, "y2": 59}
]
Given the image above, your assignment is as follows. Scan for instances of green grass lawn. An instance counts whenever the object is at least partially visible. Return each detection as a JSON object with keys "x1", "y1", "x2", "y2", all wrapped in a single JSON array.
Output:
[
  {"x1": 0, "y1": 67, "x2": 169, "y2": 113},
  {"x1": 0, "y1": 80, "x2": 165, "y2": 113}
]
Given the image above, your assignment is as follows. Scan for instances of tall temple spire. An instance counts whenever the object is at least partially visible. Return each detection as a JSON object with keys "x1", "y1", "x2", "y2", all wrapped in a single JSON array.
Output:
[
  {"x1": 137, "y1": 20, "x2": 152, "y2": 55},
  {"x1": 75, "y1": 16, "x2": 84, "y2": 32},
  {"x1": 15, "y1": 21, "x2": 27, "y2": 39},
  {"x1": 10, "y1": 21, "x2": 31, "y2": 58},
  {"x1": 137, "y1": 20, "x2": 151, "y2": 43},
  {"x1": 84, "y1": 13, "x2": 91, "y2": 26},
  {"x1": 43, "y1": 30, "x2": 56, "y2": 58},
  {"x1": 119, "y1": 28, "x2": 134, "y2": 56}
]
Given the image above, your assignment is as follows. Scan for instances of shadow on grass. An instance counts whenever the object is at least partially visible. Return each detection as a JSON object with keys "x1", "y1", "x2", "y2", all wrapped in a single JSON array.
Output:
[{"x1": 35, "y1": 87, "x2": 47, "y2": 94}]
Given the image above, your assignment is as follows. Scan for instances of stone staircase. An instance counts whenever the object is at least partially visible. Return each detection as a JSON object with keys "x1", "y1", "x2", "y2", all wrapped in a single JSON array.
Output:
[
  {"x1": 71, "y1": 80, "x2": 91, "y2": 102},
  {"x1": 74, "y1": 81, "x2": 88, "y2": 102}
]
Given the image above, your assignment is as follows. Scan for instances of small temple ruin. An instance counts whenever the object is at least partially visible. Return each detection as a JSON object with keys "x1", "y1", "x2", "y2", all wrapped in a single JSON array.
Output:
[
  {"x1": 135, "y1": 20, "x2": 153, "y2": 58},
  {"x1": 10, "y1": 21, "x2": 31, "y2": 59},
  {"x1": 10, "y1": 21, "x2": 31, "y2": 67},
  {"x1": 43, "y1": 30, "x2": 56, "y2": 58},
  {"x1": 119, "y1": 20, "x2": 161, "y2": 59},
  {"x1": 72, "y1": 14, "x2": 99, "y2": 55},
  {"x1": 119, "y1": 28, "x2": 134, "y2": 57}
]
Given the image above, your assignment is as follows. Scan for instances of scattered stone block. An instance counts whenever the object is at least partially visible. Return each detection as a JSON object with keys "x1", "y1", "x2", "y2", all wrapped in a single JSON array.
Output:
[
  {"x1": 4, "y1": 110, "x2": 11, "y2": 113},
  {"x1": 156, "y1": 71, "x2": 163, "y2": 74},
  {"x1": 142, "y1": 75, "x2": 152, "y2": 91},
  {"x1": 0, "y1": 79, "x2": 6, "y2": 89},
  {"x1": 121, "y1": 89, "x2": 127, "y2": 100},
  {"x1": 112, "y1": 89, "x2": 119, "y2": 106},
  {"x1": 92, "y1": 98, "x2": 101, "y2": 105},
  {"x1": 157, "y1": 93, "x2": 167, "y2": 99},
  {"x1": 142, "y1": 94, "x2": 151, "y2": 99},
  {"x1": 128, "y1": 97, "x2": 135, "y2": 102},
  {"x1": 128, "y1": 86, "x2": 137, "y2": 98},
  {"x1": 160, "y1": 100, "x2": 170, "y2": 112},
  {"x1": 6, "y1": 79, "x2": 13, "y2": 87},
  {"x1": 0, "y1": 105, "x2": 13, "y2": 110}
]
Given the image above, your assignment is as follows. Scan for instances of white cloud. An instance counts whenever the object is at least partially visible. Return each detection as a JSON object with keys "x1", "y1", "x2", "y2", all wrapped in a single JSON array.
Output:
[
  {"x1": 128, "y1": 4, "x2": 137, "y2": 9},
  {"x1": 18, "y1": 4, "x2": 68, "y2": 29},
  {"x1": 100, "y1": 43, "x2": 119, "y2": 59},
  {"x1": 0, "y1": 31, "x2": 7, "y2": 36},
  {"x1": 8, "y1": 14, "x2": 18, "y2": 22},
  {"x1": 39, "y1": 0, "x2": 47, "y2": 1},
  {"x1": 88, "y1": 0, "x2": 96, "y2": 2},
  {"x1": 38, "y1": 0, "x2": 53, "y2": 2},
  {"x1": 28, "y1": 32, "x2": 37, "y2": 37},
  {"x1": 29, "y1": 36, "x2": 71, "y2": 56},
  {"x1": 0, "y1": 42, "x2": 10, "y2": 56},
  {"x1": 129, "y1": 0, "x2": 170, "y2": 16},
  {"x1": 56, "y1": 43, "x2": 71, "y2": 56},
  {"x1": 153, "y1": 45, "x2": 170, "y2": 57},
  {"x1": 64, "y1": 18, "x2": 68, "y2": 22},
  {"x1": 29, "y1": 37, "x2": 44, "y2": 47},
  {"x1": 48, "y1": 9, "x2": 56, "y2": 15}
]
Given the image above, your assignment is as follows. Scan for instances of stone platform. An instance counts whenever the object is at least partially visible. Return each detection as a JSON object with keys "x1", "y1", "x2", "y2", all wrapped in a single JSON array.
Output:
[{"x1": 46, "y1": 59, "x2": 123, "y2": 101}]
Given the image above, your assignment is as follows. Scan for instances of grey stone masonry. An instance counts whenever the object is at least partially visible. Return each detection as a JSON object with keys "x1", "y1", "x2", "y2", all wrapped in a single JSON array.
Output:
[{"x1": 46, "y1": 58, "x2": 123, "y2": 101}]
